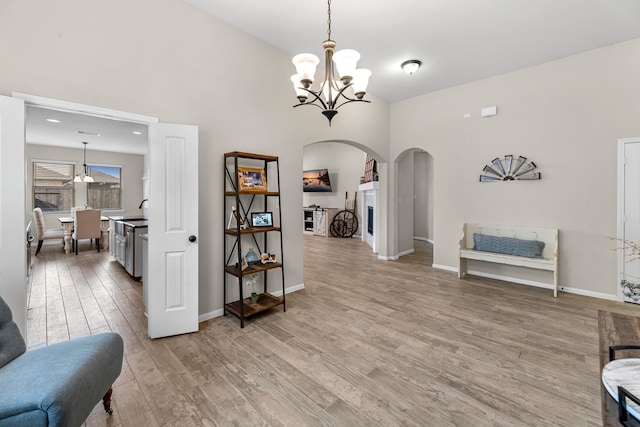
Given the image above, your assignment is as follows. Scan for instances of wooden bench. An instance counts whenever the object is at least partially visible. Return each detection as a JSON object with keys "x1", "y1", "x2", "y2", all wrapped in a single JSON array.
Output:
[{"x1": 458, "y1": 223, "x2": 559, "y2": 297}]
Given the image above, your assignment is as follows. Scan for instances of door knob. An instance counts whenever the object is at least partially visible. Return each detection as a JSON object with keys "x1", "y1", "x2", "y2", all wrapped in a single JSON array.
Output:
[{"x1": 188, "y1": 235, "x2": 197, "y2": 242}]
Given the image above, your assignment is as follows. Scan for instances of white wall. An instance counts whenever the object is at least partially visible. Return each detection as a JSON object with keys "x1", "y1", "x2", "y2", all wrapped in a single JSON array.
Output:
[
  {"x1": 396, "y1": 151, "x2": 415, "y2": 254},
  {"x1": 414, "y1": 151, "x2": 434, "y2": 241},
  {"x1": 391, "y1": 37, "x2": 640, "y2": 298},
  {"x1": 0, "y1": 0, "x2": 390, "y2": 319}
]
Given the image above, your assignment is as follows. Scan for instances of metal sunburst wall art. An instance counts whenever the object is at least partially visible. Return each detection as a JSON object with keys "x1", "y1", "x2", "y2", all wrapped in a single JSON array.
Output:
[{"x1": 479, "y1": 155, "x2": 541, "y2": 182}]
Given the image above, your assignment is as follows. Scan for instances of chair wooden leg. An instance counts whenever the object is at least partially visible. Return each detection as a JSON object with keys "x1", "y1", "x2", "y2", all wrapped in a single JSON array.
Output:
[
  {"x1": 35, "y1": 240, "x2": 43, "y2": 256},
  {"x1": 75, "y1": 239, "x2": 78, "y2": 255},
  {"x1": 102, "y1": 387, "x2": 113, "y2": 415},
  {"x1": 97, "y1": 238, "x2": 100, "y2": 252}
]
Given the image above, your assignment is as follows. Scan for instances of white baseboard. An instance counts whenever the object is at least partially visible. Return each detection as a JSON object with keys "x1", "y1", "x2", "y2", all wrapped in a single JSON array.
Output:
[
  {"x1": 558, "y1": 286, "x2": 618, "y2": 301},
  {"x1": 271, "y1": 282, "x2": 305, "y2": 297},
  {"x1": 198, "y1": 282, "x2": 305, "y2": 323},
  {"x1": 414, "y1": 237, "x2": 434, "y2": 244},
  {"x1": 198, "y1": 308, "x2": 224, "y2": 322},
  {"x1": 433, "y1": 264, "x2": 621, "y2": 301},
  {"x1": 397, "y1": 248, "x2": 415, "y2": 257},
  {"x1": 433, "y1": 264, "x2": 457, "y2": 272},
  {"x1": 378, "y1": 254, "x2": 399, "y2": 261}
]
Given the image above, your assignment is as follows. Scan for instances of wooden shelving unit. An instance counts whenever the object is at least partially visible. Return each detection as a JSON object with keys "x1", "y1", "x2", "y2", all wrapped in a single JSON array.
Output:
[{"x1": 223, "y1": 151, "x2": 286, "y2": 328}]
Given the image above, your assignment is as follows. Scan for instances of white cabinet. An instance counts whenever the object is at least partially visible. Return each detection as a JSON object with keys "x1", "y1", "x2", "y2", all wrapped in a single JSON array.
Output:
[
  {"x1": 114, "y1": 234, "x2": 126, "y2": 266},
  {"x1": 303, "y1": 207, "x2": 338, "y2": 237}
]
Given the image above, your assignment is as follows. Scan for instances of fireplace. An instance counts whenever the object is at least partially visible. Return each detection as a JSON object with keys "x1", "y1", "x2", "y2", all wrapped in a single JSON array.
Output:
[{"x1": 367, "y1": 206, "x2": 374, "y2": 235}]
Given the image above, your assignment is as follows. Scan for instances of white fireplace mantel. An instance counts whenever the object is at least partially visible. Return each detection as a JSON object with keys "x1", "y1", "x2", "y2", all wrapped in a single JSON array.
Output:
[{"x1": 359, "y1": 181, "x2": 380, "y2": 253}]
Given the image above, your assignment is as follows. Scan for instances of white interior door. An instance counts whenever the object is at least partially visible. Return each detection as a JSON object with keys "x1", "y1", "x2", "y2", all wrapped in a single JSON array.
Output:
[
  {"x1": 0, "y1": 96, "x2": 27, "y2": 336},
  {"x1": 621, "y1": 139, "x2": 640, "y2": 303},
  {"x1": 147, "y1": 123, "x2": 199, "y2": 338}
]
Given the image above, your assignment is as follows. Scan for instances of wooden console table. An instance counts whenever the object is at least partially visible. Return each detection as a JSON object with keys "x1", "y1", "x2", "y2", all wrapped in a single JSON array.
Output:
[{"x1": 599, "y1": 310, "x2": 640, "y2": 426}]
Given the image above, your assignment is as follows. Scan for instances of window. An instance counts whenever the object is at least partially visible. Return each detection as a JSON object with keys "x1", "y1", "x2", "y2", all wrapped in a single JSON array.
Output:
[
  {"x1": 86, "y1": 165, "x2": 121, "y2": 210},
  {"x1": 33, "y1": 162, "x2": 74, "y2": 212}
]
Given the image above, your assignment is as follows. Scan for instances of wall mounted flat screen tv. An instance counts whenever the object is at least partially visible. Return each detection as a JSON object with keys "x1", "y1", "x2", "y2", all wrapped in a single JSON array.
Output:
[{"x1": 303, "y1": 169, "x2": 332, "y2": 192}]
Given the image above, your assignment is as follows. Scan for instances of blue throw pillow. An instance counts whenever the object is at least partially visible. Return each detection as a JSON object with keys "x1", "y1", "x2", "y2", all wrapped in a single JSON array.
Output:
[{"x1": 473, "y1": 233, "x2": 544, "y2": 258}]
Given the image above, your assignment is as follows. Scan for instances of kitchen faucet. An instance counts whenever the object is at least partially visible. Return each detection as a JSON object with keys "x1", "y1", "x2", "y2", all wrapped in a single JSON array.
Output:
[{"x1": 138, "y1": 199, "x2": 148, "y2": 209}]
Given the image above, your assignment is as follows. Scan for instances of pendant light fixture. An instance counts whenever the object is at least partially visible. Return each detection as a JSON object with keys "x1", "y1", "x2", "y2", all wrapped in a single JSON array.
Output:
[
  {"x1": 74, "y1": 141, "x2": 94, "y2": 183},
  {"x1": 290, "y1": 0, "x2": 371, "y2": 125}
]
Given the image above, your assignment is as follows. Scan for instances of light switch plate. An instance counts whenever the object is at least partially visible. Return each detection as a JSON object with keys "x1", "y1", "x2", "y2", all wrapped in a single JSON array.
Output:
[{"x1": 481, "y1": 106, "x2": 497, "y2": 117}]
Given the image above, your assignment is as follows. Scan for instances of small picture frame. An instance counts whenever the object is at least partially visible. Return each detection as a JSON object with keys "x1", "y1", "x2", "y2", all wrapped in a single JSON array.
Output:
[
  {"x1": 237, "y1": 166, "x2": 267, "y2": 192},
  {"x1": 251, "y1": 212, "x2": 273, "y2": 228}
]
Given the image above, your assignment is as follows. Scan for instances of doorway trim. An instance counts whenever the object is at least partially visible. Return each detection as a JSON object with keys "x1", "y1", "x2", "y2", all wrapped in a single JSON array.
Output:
[
  {"x1": 12, "y1": 92, "x2": 158, "y2": 125},
  {"x1": 617, "y1": 137, "x2": 640, "y2": 302}
]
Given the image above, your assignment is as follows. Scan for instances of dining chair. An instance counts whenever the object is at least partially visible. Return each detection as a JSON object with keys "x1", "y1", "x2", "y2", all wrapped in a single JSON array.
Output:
[
  {"x1": 70, "y1": 206, "x2": 91, "y2": 217},
  {"x1": 32, "y1": 207, "x2": 65, "y2": 256},
  {"x1": 70, "y1": 206, "x2": 94, "y2": 244},
  {"x1": 72, "y1": 209, "x2": 101, "y2": 255}
]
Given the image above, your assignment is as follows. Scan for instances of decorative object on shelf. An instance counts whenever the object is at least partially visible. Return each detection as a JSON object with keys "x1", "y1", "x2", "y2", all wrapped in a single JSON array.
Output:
[
  {"x1": 245, "y1": 247, "x2": 260, "y2": 265},
  {"x1": 245, "y1": 274, "x2": 260, "y2": 303},
  {"x1": 303, "y1": 169, "x2": 333, "y2": 192},
  {"x1": 250, "y1": 212, "x2": 273, "y2": 227},
  {"x1": 261, "y1": 252, "x2": 277, "y2": 264},
  {"x1": 479, "y1": 155, "x2": 541, "y2": 181},
  {"x1": 237, "y1": 166, "x2": 267, "y2": 192},
  {"x1": 362, "y1": 154, "x2": 376, "y2": 183},
  {"x1": 401, "y1": 59, "x2": 422, "y2": 75},
  {"x1": 290, "y1": 0, "x2": 371, "y2": 125},
  {"x1": 228, "y1": 206, "x2": 247, "y2": 229},
  {"x1": 74, "y1": 141, "x2": 95, "y2": 183}
]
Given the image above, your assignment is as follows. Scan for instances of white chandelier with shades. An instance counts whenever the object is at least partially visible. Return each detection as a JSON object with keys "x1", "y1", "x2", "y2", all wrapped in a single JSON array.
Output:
[
  {"x1": 74, "y1": 141, "x2": 94, "y2": 183},
  {"x1": 290, "y1": 0, "x2": 371, "y2": 125}
]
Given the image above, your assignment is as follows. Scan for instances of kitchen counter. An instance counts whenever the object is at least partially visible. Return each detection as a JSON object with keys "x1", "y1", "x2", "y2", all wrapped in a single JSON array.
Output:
[
  {"x1": 109, "y1": 217, "x2": 148, "y2": 277},
  {"x1": 108, "y1": 216, "x2": 148, "y2": 228}
]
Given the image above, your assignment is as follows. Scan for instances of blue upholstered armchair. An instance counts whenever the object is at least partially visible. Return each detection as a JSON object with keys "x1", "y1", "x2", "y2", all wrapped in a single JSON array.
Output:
[{"x1": 0, "y1": 297, "x2": 123, "y2": 426}]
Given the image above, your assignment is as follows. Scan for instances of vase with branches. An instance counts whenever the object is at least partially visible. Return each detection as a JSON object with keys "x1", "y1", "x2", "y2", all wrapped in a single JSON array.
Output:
[
  {"x1": 245, "y1": 274, "x2": 259, "y2": 303},
  {"x1": 612, "y1": 237, "x2": 640, "y2": 303}
]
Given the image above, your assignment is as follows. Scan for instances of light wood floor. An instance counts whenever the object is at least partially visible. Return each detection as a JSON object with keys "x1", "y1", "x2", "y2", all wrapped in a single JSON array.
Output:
[{"x1": 27, "y1": 237, "x2": 640, "y2": 426}]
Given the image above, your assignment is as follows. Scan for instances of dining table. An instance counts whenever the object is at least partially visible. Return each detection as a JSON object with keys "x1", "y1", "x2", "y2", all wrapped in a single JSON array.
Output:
[{"x1": 57, "y1": 216, "x2": 110, "y2": 254}]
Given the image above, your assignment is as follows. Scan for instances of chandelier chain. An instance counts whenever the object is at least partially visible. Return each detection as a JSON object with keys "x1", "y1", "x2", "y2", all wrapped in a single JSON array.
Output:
[{"x1": 327, "y1": 0, "x2": 332, "y2": 40}]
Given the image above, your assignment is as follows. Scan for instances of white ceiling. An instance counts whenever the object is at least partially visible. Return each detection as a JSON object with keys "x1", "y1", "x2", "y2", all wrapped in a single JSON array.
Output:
[
  {"x1": 25, "y1": 105, "x2": 148, "y2": 155},
  {"x1": 184, "y1": 0, "x2": 640, "y2": 103},
  {"x1": 25, "y1": 1, "x2": 640, "y2": 152}
]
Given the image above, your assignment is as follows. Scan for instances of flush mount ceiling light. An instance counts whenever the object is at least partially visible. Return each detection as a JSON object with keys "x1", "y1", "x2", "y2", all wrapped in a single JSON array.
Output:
[
  {"x1": 74, "y1": 141, "x2": 94, "y2": 183},
  {"x1": 290, "y1": 0, "x2": 372, "y2": 125},
  {"x1": 401, "y1": 60, "x2": 422, "y2": 75}
]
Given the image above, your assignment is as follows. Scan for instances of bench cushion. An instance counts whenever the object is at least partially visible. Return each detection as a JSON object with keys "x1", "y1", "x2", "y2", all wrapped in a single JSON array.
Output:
[{"x1": 473, "y1": 233, "x2": 545, "y2": 258}]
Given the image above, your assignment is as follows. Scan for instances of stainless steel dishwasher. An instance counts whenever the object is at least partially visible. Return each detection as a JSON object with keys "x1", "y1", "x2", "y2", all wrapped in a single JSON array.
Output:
[
  {"x1": 125, "y1": 224, "x2": 135, "y2": 276},
  {"x1": 123, "y1": 220, "x2": 148, "y2": 278}
]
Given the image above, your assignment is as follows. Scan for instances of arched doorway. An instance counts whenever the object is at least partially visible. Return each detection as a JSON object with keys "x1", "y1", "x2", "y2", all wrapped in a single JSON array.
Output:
[{"x1": 394, "y1": 148, "x2": 434, "y2": 265}]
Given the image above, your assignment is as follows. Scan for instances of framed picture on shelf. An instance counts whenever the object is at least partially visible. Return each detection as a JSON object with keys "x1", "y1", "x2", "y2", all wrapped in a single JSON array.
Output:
[
  {"x1": 251, "y1": 212, "x2": 273, "y2": 227},
  {"x1": 237, "y1": 166, "x2": 267, "y2": 192}
]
